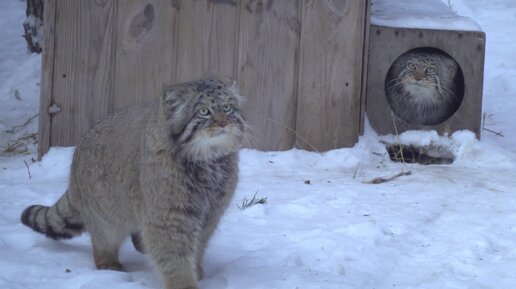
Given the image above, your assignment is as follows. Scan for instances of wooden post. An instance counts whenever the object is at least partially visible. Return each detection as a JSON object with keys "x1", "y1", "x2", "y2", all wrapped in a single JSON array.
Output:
[{"x1": 38, "y1": 0, "x2": 56, "y2": 158}]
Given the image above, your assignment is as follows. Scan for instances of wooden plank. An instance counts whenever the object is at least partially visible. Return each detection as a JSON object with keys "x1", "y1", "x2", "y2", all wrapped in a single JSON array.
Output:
[
  {"x1": 237, "y1": 0, "x2": 301, "y2": 151},
  {"x1": 174, "y1": 0, "x2": 239, "y2": 83},
  {"x1": 38, "y1": 0, "x2": 57, "y2": 158},
  {"x1": 50, "y1": 0, "x2": 117, "y2": 147},
  {"x1": 113, "y1": 0, "x2": 178, "y2": 111},
  {"x1": 296, "y1": 0, "x2": 367, "y2": 151}
]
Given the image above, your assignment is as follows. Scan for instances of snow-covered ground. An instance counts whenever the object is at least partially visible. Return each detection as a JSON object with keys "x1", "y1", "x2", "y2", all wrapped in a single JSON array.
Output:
[
  {"x1": 1, "y1": 0, "x2": 516, "y2": 289},
  {"x1": 0, "y1": 0, "x2": 40, "y2": 155}
]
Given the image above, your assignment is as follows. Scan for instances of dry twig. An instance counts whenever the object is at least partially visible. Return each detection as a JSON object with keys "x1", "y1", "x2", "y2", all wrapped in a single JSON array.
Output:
[
  {"x1": 482, "y1": 112, "x2": 504, "y2": 137},
  {"x1": 363, "y1": 171, "x2": 412, "y2": 184},
  {"x1": 5, "y1": 113, "x2": 38, "y2": 134},
  {"x1": 23, "y1": 160, "x2": 32, "y2": 179}
]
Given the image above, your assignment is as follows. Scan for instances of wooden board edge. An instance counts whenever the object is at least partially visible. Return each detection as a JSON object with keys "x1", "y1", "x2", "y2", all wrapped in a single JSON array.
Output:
[
  {"x1": 38, "y1": 0, "x2": 57, "y2": 159},
  {"x1": 359, "y1": 0, "x2": 371, "y2": 136}
]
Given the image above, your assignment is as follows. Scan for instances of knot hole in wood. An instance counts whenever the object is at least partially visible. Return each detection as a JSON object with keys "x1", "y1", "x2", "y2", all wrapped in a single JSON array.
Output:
[{"x1": 128, "y1": 3, "x2": 155, "y2": 42}]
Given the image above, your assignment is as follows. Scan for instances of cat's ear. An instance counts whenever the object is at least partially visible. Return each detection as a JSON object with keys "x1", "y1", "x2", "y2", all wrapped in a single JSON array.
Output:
[
  {"x1": 217, "y1": 77, "x2": 232, "y2": 87},
  {"x1": 225, "y1": 79, "x2": 245, "y2": 107},
  {"x1": 162, "y1": 85, "x2": 190, "y2": 118},
  {"x1": 163, "y1": 84, "x2": 190, "y2": 105},
  {"x1": 441, "y1": 59, "x2": 458, "y2": 77},
  {"x1": 163, "y1": 86, "x2": 183, "y2": 102}
]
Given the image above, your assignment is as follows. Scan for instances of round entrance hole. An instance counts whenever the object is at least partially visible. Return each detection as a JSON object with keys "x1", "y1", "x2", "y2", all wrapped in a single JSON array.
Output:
[{"x1": 384, "y1": 47, "x2": 464, "y2": 126}]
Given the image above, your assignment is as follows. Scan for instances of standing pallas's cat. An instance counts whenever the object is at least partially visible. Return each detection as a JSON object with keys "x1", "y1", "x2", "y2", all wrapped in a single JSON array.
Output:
[
  {"x1": 385, "y1": 50, "x2": 463, "y2": 126},
  {"x1": 21, "y1": 79, "x2": 247, "y2": 289}
]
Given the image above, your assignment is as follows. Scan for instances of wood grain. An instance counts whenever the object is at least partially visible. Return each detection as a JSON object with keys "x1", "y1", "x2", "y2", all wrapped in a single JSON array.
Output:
[
  {"x1": 174, "y1": 0, "x2": 239, "y2": 83},
  {"x1": 237, "y1": 0, "x2": 301, "y2": 150},
  {"x1": 50, "y1": 0, "x2": 117, "y2": 147},
  {"x1": 113, "y1": 0, "x2": 178, "y2": 111},
  {"x1": 38, "y1": 0, "x2": 57, "y2": 158},
  {"x1": 296, "y1": 0, "x2": 367, "y2": 151},
  {"x1": 40, "y1": 0, "x2": 370, "y2": 156}
]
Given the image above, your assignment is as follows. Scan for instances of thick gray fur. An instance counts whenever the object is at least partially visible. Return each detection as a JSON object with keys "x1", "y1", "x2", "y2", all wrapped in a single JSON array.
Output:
[
  {"x1": 385, "y1": 51, "x2": 462, "y2": 126},
  {"x1": 21, "y1": 78, "x2": 247, "y2": 289}
]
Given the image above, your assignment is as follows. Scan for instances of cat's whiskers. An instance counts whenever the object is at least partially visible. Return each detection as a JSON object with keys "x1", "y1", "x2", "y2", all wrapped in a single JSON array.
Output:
[
  {"x1": 386, "y1": 77, "x2": 408, "y2": 89},
  {"x1": 431, "y1": 74, "x2": 444, "y2": 94},
  {"x1": 386, "y1": 77, "x2": 406, "y2": 90},
  {"x1": 240, "y1": 124, "x2": 260, "y2": 148},
  {"x1": 437, "y1": 83, "x2": 457, "y2": 100}
]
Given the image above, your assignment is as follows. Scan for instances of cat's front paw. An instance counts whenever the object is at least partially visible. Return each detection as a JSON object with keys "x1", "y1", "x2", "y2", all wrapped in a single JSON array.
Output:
[
  {"x1": 95, "y1": 261, "x2": 125, "y2": 272},
  {"x1": 166, "y1": 286, "x2": 199, "y2": 289}
]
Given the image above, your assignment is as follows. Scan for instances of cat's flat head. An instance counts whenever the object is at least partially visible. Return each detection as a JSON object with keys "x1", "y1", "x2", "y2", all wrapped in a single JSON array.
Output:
[
  {"x1": 398, "y1": 53, "x2": 441, "y2": 100},
  {"x1": 385, "y1": 48, "x2": 463, "y2": 126},
  {"x1": 162, "y1": 78, "x2": 246, "y2": 161}
]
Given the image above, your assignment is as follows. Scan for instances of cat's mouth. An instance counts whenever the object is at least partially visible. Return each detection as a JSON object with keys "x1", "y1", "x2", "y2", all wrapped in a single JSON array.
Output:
[
  {"x1": 186, "y1": 126, "x2": 240, "y2": 160},
  {"x1": 206, "y1": 126, "x2": 229, "y2": 137},
  {"x1": 407, "y1": 78, "x2": 430, "y2": 86},
  {"x1": 406, "y1": 80, "x2": 434, "y2": 91}
]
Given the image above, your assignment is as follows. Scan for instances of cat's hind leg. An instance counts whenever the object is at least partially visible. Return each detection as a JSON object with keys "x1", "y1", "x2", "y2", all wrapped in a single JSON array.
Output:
[{"x1": 90, "y1": 225, "x2": 127, "y2": 271}]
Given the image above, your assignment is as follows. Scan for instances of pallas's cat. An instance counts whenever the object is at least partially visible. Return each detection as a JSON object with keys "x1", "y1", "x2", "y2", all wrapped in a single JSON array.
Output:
[
  {"x1": 21, "y1": 79, "x2": 247, "y2": 289},
  {"x1": 385, "y1": 48, "x2": 463, "y2": 126}
]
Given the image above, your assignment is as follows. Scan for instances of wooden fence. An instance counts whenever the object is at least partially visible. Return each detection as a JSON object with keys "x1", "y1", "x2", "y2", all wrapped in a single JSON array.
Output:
[{"x1": 39, "y1": 0, "x2": 370, "y2": 157}]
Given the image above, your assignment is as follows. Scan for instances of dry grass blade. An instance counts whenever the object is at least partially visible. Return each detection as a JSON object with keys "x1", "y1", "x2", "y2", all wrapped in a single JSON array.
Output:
[
  {"x1": 238, "y1": 191, "x2": 268, "y2": 210},
  {"x1": 391, "y1": 114, "x2": 406, "y2": 164},
  {"x1": 1, "y1": 132, "x2": 38, "y2": 155},
  {"x1": 483, "y1": 127, "x2": 504, "y2": 137},
  {"x1": 23, "y1": 160, "x2": 32, "y2": 179},
  {"x1": 482, "y1": 112, "x2": 504, "y2": 137},
  {"x1": 268, "y1": 118, "x2": 320, "y2": 153}
]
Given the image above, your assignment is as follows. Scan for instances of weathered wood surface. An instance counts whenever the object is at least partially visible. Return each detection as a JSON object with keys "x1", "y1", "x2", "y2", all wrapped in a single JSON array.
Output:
[
  {"x1": 174, "y1": 0, "x2": 239, "y2": 83},
  {"x1": 366, "y1": 24, "x2": 485, "y2": 137},
  {"x1": 50, "y1": 0, "x2": 117, "y2": 147},
  {"x1": 39, "y1": 0, "x2": 369, "y2": 157},
  {"x1": 114, "y1": 0, "x2": 177, "y2": 111},
  {"x1": 38, "y1": 0, "x2": 56, "y2": 158},
  {"x1": 297, "y1": 0, "x2": 368, "y2": 151},
  {"x1": 237, "y1": 0, "x2": 301, "y2": 150}
]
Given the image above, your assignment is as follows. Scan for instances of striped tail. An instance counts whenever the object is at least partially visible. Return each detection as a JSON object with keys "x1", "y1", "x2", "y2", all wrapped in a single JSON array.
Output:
[{"x1": 21, "y1": 192, "x2": 84, "y2": 240}]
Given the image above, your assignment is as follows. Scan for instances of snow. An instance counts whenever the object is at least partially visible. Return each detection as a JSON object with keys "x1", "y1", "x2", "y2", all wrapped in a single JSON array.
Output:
[
  {"x1": 371, "y1": 0, "x2": 482, "y2": 31},
  {"x1": 23, "y1": 14, "x2": 44, "y2": 49},
  {"x1": 0, "y1": 0, "x2": 40, "y2": 153},
  {"x1": 1, "y1": 0, "x2": 516, "y2": 289}
]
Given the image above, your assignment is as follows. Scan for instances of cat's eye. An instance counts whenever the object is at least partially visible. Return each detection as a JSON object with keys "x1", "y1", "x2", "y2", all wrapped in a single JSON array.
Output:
[
  {"x1": 223, "y1": 104, "x2": 233, "y2": 113},
  {"x1": 426, "y1": 66, "x2": 436, "y2": 74},
  {"x1": 198, "y1": 108, "x2": 210, "y2": 116},
  {"x1": 407, "y1": 62, "x2": 417, "y2": 70}
]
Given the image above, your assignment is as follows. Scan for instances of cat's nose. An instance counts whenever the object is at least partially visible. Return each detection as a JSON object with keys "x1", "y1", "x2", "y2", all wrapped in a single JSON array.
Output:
[
  {"x1": 413, "y1": 72, "x2": 423, "y2": 81},
  {"x1": 213, "y1": 116, "x2": 228, "y2": 127}
]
